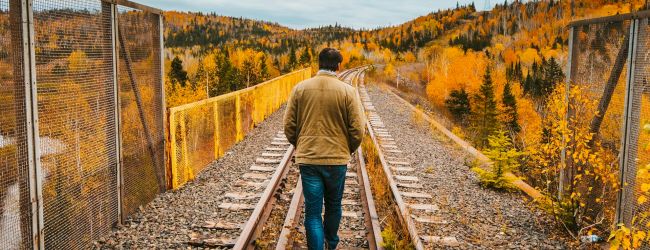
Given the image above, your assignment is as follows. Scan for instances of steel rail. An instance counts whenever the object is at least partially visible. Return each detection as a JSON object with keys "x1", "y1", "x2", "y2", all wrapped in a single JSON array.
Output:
[
  {"x1": 233, "y1": 145, "x2": 295, "y2": 250},
  {"x1": 356, "y1": 145, "x2": 383, "y2": 249},
  {"x1": 275, "y1": 151, "x2": 381, "y2": 249},
  {"x1": 358, "y1": 79, "x2": 426, "y2": 249}
]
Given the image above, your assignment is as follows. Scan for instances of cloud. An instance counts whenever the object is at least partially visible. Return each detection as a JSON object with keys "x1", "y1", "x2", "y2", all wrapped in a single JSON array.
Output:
[{"x1": 139, "y1": 0, "x2": 495, "y2": 29}]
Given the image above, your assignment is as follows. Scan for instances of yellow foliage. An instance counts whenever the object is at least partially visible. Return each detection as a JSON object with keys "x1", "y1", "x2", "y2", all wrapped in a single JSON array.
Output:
[
  {"x1": 519, "y1": 48, "x2": 541, "y2": 66},
  {"x1": 529, "y1": 84, "x2": 620, "y2": 232},
  {"x1": 425, "y1": 47, "x2": 487, "y2": 108},
  {"x1": 402, "y1": 51, "x2": 417, "y2": 63},
  {"x1": 384, "y1": 63, "x2": 396, "y2": 79}
]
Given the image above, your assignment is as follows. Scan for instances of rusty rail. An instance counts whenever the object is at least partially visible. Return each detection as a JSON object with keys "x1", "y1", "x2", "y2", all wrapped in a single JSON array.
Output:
[
  {"x1": 233, "y1": 145, "x2": 295, "y2": 250},
  {"x1": 357, "y1": 66, "x2": 425, "y2": 249}
]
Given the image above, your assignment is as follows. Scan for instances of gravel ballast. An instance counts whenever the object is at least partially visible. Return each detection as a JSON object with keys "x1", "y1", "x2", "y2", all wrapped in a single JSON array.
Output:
[
  {"x1": 96, "y1": 107, "x2": 287, "y2": 249},
  {"x1": 365, "y1": 84, "x2": 568, "y2": 249}
]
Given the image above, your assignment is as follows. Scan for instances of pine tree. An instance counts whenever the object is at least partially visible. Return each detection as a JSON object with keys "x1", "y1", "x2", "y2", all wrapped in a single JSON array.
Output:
[
  {"x1": 288, "y1": 46, "x2": 297, "y2": 71},
  {"x1": 169, "y1": 56, "x2": 188, "y2": 89},
  {"x1": 299, "y1": 46, "x2": 311, "y2": 66},
  {"x1": 215, "y1": 51, "x2": 235, "y2": 95},
  {"x1": 259, "y1": 54, "x2": 270, "y2": 82},
  {"x1": 472, "y1": 67, "x2": 499, "y2": 148},
  {"x1": 501, "y1": 81, "x2": 521, "y2": 134},
  {"x1": 544, "y1": 57, "x2": 564, "y2": 94},
  {"x1": 445, "y1": 88, "x2": 472, "y2": 124}
]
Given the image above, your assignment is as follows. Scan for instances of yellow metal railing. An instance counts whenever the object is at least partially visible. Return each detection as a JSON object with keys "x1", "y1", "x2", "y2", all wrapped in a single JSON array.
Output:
[{"x1": 167, "y1": 68, "x2": 311, "y2": 189}]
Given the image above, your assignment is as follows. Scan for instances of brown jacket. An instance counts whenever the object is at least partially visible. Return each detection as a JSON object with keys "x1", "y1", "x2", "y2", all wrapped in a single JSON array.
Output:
[{"x1": 283, "y1": 71, "x2": 365, "y2": 165}]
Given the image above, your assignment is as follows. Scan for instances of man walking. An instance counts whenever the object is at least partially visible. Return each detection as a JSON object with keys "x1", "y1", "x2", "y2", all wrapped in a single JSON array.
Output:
[{"x1": 284, "y1": 48, "x2": 365, "y2": 250}]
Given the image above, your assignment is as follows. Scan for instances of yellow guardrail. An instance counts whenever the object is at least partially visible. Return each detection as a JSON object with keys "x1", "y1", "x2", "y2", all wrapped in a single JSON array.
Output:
[{"x1": 167, "y1": 68, "x2": 311, "y2": 189}]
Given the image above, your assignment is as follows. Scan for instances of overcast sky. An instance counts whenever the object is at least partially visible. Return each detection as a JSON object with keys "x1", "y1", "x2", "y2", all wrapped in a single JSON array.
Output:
[{"x1": 138, "y1": 0, "x2": 499, "y2": 29}]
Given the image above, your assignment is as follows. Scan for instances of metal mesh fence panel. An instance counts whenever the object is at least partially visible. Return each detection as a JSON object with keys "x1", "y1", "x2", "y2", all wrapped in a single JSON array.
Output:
[
  {"x1": 168, "y1": 68, "x2": 310, "y2": 189},
  {"x1": 569, "y1": 20, "x2": 631, "y2": 231},
  {"x1": 33, "y1": 0, "x2": 118, "y2": 248},
  {"x1": 0, "y1": 0, "x2": 33, "y2": 248},
  {"x1": 116, "y1": 5, "x2": 165, "y2": 219},
  {"x1": 618, "y1": 17, "x2": 650, "y2": 247}
]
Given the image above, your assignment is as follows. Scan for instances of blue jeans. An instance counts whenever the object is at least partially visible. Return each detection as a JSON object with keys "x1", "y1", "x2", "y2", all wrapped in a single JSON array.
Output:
[{"x1": 299, "y1": 164, "x2": 347, "y2": 250}]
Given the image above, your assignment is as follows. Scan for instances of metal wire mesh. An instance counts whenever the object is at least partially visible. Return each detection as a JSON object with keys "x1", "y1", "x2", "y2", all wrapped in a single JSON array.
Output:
[
  {"x1": 0, "y1": 0, "x2": 33, "y2": 248},
  {"x1": 618, "y1": 17, "x2": 650, "y2": 246},
  {"x1": 168, "y1": 68, "x2": 310, "y2": 189},
  {"x1": 569, "y1": 20, "x2": 631, "y2": 231},
  {"x1": 33, "y1": 0, "x2": 118, "y2": 248},
  {"x1": 116, "y1": 5, "x2": 165, "y2": 219}
]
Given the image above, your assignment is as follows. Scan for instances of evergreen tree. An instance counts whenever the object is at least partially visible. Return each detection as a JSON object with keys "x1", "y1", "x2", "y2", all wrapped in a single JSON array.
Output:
[
  {"x1": 259, "y1": 54, "x2": 270, "y2": 82},
  {"x1": 501, "y1": 81, "x2": 521, "y2": 134},
  {"x1": 288, "y1": 46, "x2": 297, "y2": 71},
  {"x1": 521, "y1": 57, "x2": 564, "y2": 103},
  {"x1": 472, "y1": 67, "x2": 499, "y2": 148},
  {"x1": 299, "y1": 46, "x2": 311, "y2": 66},
  {"x1": 214, "y1": 51, "x2": 236, "y2": 95},
  {"x1": 169, "y1": 56, "x2": 188, "y2": 89},
  {"x1": 445, "y1": 88, "x2": 472, "y2": 124},
  {"x1": 545, "y1": 57, "x2": 564, "y2": 88}
]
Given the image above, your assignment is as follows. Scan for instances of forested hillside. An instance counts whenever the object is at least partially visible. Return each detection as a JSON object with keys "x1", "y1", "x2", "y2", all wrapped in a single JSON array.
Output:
[{"x1": 161, "y1": 4, "x2": 480, "y2": 107}]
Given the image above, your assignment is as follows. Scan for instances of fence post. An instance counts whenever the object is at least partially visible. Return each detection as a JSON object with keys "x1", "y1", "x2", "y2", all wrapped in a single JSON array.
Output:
[
  {"x1": 10, "y1": 0, "x2": 39, "y2": 248},
  {"x1": 158, "y1": 12, "x2": 166, "y2": 192},
  {"x1": 180, "y1": 113, "x2": 191, "y2": 181},
  {"x1": 23, "y1": 0, "x2": 44, "y2": 248},
  {"x1": 560, "y1": 26, "x2": 577, "y2": 201},
  {"x1": 105, "y1": 1, "x2": 123, "y2": 223},
  {"x1": 169, "y1": 109, "x2": 177, "y2": 189},
  {"x1": 236, "y1": 95, "x2": 243, "y2": 141},
  {"x1": 214, "y1": 102, "x2": 220, "y2": 159},
  {"x1": 616, "y1": 18, "x2": 640, "y2": 226}
]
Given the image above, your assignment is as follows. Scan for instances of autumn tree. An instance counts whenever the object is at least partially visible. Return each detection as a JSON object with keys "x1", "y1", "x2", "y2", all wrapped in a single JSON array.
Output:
[
  {"x1": 169, "y1": 56, "x2": 188, "y2": 89},
  {"x1": 472, "y1": 67, "x2": 499, "y2": 148},
  {"x1": 529, "y1": 85, "x2": 619, "y2": 234},
  {"x1": 241, "y1": 56, "x2": 256, "y2": 88}
]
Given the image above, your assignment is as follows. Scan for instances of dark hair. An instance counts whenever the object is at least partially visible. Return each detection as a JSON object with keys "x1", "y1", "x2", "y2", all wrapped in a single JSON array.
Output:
[{"x1": 318, "y1": 48, "x2": 343, "y2": 71}]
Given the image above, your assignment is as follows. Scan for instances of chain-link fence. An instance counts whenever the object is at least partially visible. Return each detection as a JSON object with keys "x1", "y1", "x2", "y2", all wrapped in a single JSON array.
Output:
[
  {"x1": 0, "y1": 0, "x2": 164, "y2": 248},
  {"x1": 565, "y1": 17, "x2": 631, "y2": 233},
  {"x1": 116, "y1": 5, "x2": 165, "y2": 221},
  {"x1": 168, "y1": 68, "x2": 311, "y2": 189},
  {"x1": 567, "y1": 10, "x2": 650, "y2": 241}
]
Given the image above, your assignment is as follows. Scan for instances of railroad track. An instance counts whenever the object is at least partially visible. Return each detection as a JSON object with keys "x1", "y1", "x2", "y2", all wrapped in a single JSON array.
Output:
[
  {"x1": 187, "y1": 130, "x2": 295, "y2": 249},
  {"x1": 189, "y1": 68, "x2": 379, "y2": 250},
  {"x1": 274, "y1": 67, "x2": 382, "y2": 249},
  {"x1": 358, "y1": 74, "x2": 460, "y2": 249}
]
